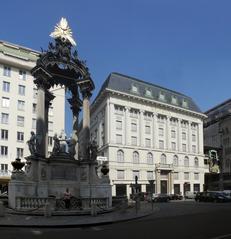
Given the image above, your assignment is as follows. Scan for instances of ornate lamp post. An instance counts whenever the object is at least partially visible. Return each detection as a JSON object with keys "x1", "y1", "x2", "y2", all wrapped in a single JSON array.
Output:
[{"x1": 148, "y1": 179, "x2": 155, "y2": 211}]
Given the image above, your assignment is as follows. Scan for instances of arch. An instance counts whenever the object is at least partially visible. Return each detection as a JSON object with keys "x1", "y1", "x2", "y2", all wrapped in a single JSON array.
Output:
[
  {"x1": 147, "y1": 152, "x2": 153, "y2": 164},
  {"x1": 173, "y1": 155, "x2": 178, "y2": 166},
  {"x1": 184, "y1": 156, "x2": 189, "y2": 167},
  {"x1": 194, "y1": 157, "x2": 199, "y2": 167},
  {"x1": 117, "y1": 150, "x2": 124, "y2": 162},
  {"x1": 160, "y1": 154, "x2": 166, "y2": 164},
  {"x1": 133, "y1": 151, "x2": 139, "y2": 164}
]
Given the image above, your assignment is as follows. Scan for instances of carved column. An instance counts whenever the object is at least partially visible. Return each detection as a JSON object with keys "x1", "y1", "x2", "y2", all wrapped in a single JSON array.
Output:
[
  {"x1": 125, "y1": 106, "x2": 130, "y2": 145},
  {"x1": 153, "y1": 113, "x2": 158, "y2": 149},
  {"x1": 166, "y1": 116, "x2": 170, "y2": 150},
  {"x1": 188, "y1": 121, "x2": 192, "y2": 153},
  {"x1": 139, "y1": 110, "x2": 144, "y2": 147}
]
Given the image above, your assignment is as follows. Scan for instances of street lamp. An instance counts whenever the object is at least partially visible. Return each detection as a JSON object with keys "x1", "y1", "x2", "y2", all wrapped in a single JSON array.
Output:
[{"x1": 148, "y1": 180, "x2": 155, "y2": 211}]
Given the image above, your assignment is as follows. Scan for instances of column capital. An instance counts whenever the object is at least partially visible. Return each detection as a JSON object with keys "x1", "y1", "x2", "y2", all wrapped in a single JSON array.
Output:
[{"x1": 81, "y1": 89, "x2": 92, "y2": 99}]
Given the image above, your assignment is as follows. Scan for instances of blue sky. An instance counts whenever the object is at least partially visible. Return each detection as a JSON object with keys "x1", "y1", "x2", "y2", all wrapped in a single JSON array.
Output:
[{"x1": 1, "y1": 0, "x2": 231, "y2": 134}]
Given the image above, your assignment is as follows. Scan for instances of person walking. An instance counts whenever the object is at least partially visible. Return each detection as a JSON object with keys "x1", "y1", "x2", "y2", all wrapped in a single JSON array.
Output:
[{"x1": 64, "y1": 188, "x2": 71, "y2": 209}]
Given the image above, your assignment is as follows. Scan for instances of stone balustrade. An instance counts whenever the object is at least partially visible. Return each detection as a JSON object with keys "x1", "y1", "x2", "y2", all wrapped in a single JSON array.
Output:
[{"x1": 15, "y1": 197, "x2": 55, "y2": 210}]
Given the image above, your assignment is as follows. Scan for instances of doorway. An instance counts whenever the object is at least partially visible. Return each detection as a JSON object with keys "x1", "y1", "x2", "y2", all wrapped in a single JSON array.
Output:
[{"x1": 161, "y1": 180, "x2": 167, "y2": 194}]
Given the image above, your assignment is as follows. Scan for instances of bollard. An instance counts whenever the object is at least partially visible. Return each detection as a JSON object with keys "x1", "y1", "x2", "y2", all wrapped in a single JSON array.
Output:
[
  {"x1": 0, "y1": 201, "x2": 5, "y2": 217},
  {"x1": 44, "y1": 202, "x2": 52, "y2": 217}
]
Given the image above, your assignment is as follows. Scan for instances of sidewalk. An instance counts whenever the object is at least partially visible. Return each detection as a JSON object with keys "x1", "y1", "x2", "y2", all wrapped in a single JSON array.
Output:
[{"x1": 0, "y1": 202, "x2": 154, "y2": 228}]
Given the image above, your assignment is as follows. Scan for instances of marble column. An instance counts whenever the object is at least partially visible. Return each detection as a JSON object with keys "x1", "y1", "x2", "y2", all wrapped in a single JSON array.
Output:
[
  {"x1": 139, "y1": 110, "x2": 144, "y2": 147},
  {"x1": 166, "y1": 116, "x2": 170, "y2": 150},
  {"x1": 153, "y1": 113, "x2": 158, "y2": 149},
  {"x1": 188, "y1": 121, "x2": 192, "y2": 153},
  {"x1": 125, "y1": 107, "x2": 130, "y2": 145},
  {"x1": 156, "y1": 169, "x2": 161, "y2": 193}
]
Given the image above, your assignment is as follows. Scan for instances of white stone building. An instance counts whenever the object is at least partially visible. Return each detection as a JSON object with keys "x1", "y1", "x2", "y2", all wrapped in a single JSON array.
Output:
[
  {"x1": 0, "y1": 40, "x2": 65, "y2": 190},
  {"x1": 90, "y1": 72, "x2": 208, "y2": 197}
]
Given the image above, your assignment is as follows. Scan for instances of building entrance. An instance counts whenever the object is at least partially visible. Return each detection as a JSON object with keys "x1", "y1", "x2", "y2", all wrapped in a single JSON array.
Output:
[{"x1": 161, "y1": 180, "x2": 167, "y2": 194}]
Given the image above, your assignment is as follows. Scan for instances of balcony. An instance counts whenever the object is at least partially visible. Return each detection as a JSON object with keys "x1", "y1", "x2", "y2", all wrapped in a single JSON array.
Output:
[{"x1": 155, "y1": 163, "x2": 173, "y2": 170}]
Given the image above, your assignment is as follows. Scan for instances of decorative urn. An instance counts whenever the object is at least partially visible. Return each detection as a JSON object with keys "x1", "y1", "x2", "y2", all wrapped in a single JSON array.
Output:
[
  {"x1": 11, "y1": 158, "x2": 25, "y2": 172},
  {"x1": 101, "y1": 164, "x2": 109, "y2": 176}
]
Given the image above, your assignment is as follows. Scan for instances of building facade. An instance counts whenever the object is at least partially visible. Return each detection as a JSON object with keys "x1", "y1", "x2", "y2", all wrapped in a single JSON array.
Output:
[
  {"x1": 90, "y1": 73, "x2": 208, "y2": 197},
  {"x1": 0, "y1": 40, "x2": 65, "y2": 191}
]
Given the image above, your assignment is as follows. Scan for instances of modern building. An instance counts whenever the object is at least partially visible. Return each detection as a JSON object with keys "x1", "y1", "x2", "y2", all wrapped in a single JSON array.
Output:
[
  {"x1": 90, "y1": 72, "x2": 208, "y2": 197},
  {"x1": 0, "y1": 40, "x2": 65, "y2": 191},
  {"x1": 204, "y1": 99, "x2": 231, "y2": 189}
]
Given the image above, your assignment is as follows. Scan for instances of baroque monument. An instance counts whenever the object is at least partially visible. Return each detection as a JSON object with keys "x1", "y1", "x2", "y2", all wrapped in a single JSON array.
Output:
[{"x1": 8, "y1": 18, "x2": 111, "y2": 212}]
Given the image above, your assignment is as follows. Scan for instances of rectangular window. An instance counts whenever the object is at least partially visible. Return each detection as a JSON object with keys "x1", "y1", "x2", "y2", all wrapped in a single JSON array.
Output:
[
  {"x1": 1, "y1": 130, "x2": 8, "y2": 140},
  {"x1": 48, "y1": 121, "x2": 53, "y2": 131},
  {"x1": 131, "y1": 122, "x2": 137, "y2": 132},
  {"x1": 48, "y1": 136, "x2": 53, "y2": 146},
  {"x1": 171, "y1": 142, "x2": 176, "y2": 151},
  {"x1": 116, "y1": 120, "x2": 122, "y2": 130},
  {"x1": 192, "y1": 145, "x2": 196, "y2": 153},
  {"x1": 117, "y1": 170, "x2": 125, "y2": 180},
  {"x1": 17, "y1": 132, "x2": 24, "y2": 142},
  {"x1": 174, "y1": 172, "x2": 179, "y2": 180},
  {"x1": 32, "y1": 103, "x2": 37, "y2": 114},
  {"x1": 18, "y1": 85, "x2": 25, "y2": 95},
  {"x1": 116, "y1": 134, "x2": 122, "y2": 144},
  {"x1": 145, "y1": 125, "x2": 151, "y2": 134},
  {"x1": 1, "y1": 113, "x2": 9, "y2": 124},
  {"x1": 17, "y1": 100, "x2": 25, "y2": 111},
  {"x1": 17, "y1": 116, "x2": 24, "y2": 127},
  {"x1": 194, "y1": 173, "x2": 199, "y2": 180},
  {"x1": 182, "y1": 144, "x2": 186, "y2": 152},
  {"x1": 16, "y1": 148, "x2": 24, "y2": 158},
  {"x1": 131, "y1": 136, "x2": 137, "y2": 146},
  {"x1": 184, "y1": 172, "x2": 189, "y2": 180},
  {"x1": 1, "y1": 164, "x2": 8, "y2": 172},
  {"x1": 2, "y1": 81, "x2": 10, "y2": 92},
  {"x1": 159, "y1": 128, "x2": 164, "y2": 136},
  {"x1": 145, "y1": 138, "x2": 151, "y2": 148},
  {"x1": 19, "y1": 70, "x2": 26, "y2": 80},
  {"x1": 159, "y1": 140, "x2": 164, "y2": 149},
  {"x1": 192, "y1": 134, "x2": 196, "y2": 142},
  {"x1": 182, "y1": 132, "x2": 186, "y2": 140},
  {"x1": 147, "y1": 171, "x2": 153, "y2": 180},
  {"x1": 171, "y1": 130, "x2": 176, "y2": 138},
  {"x1": 0, "y1": 146, "x2": 8, "y2": 156},
  {"x1": 32, "y1": 118, "x2": 36, "y2": 129},
  {"x1": 2, "y1": 97, "x2": 10, "y2": 108},
  {"x1": 133, "y1": 170, "x2": 140, "y2": 180},
  {"x1": 3, "y1": 66, "x2": 11, "y2": 77}
]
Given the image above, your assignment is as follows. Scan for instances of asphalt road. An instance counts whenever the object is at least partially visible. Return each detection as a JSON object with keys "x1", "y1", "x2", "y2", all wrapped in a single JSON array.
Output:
[{"x1": 1, "y1": 201, "x2": 231, "y2": 239}]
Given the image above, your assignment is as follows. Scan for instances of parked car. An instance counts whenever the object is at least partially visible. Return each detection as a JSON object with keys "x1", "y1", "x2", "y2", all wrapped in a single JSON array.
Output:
[
  {"x1": 152, "y1": 193, "x2": 170, "y2": 202},
  {"x1": 169, "y1": 194, "x2": 183, "y2": 200},
  {"x1": 195, "y1": 191, "x2": 230, "y2": 203},
  {"x1": 185, "y1": 191, "x2": 197, "y2": 199}
]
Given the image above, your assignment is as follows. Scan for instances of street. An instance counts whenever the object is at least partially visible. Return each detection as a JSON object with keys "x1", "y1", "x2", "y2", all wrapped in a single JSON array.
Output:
[{"x1": 1, "y1": 201, "x2": 231, "y2": 239}]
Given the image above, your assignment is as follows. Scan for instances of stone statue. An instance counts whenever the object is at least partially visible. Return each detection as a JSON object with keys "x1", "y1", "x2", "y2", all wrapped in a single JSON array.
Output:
[
  {"x1": 66, "y1": 136, "x2": 76, "y2": 157},
  {"x1": 27, "y1": 131, "x2": 36, "y2": 155},
  {"x1": 52, "y1": 133, "x2": 60, "y2": 155},
  {"x1": 88, "y1": 140, "x2": 98, "y2": 161}
]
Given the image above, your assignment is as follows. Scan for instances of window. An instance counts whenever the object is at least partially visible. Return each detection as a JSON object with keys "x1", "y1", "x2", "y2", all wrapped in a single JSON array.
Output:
[
  {"x1": 159, "y1": 128, "x2": 164, "y2": 136},
  {"x1": 184, "y1": 172, "x2": 189, "y2": 180},
  {"x1": 1, "y1": 130, "x2": 8, "y2": 140},
  {"x1": 145, "y1": 138, "x2": 151, "y2": 148},
  {"x1": 16, "y1": 148, "x2": 24, "y2": 158},
  {"x1": 157, "y1": 115, "x2": 165, "y2": 123},
  {"x1": 116, "y1": 120, "x2": 122, "y2": 130},
  {"x1": 3, "y1": 66, "x2": 11, "y2": 77},
  {"x1": 1, "y1": 164, "x2": 8, "y2": 172},
  {"x1": 182, "y1": 132, "x2": 186, "y2": 140},
  {"x1": 17, "y1": 132, "x2": 24, "y2": 142},
  {"x1": 184, "y1": 156, "x2": 189, "y2": 167},
  {"x1": 131, "y1": 122, "x2": 137, "y2": 132},
  {"x1": 32, "y1": 103, "x2": 37, "y2": 114},
  {"x1": 130, "y1": 108, "x2": 138, "y2": 118},
  {"x1": 147, "y1": 171, "x2": 153, "y2": 180},
  {"x1": 182, "y1": 144, "x2": 186, "y2": 152},
  {"x1": 159, "y1": 140, "x2": 164, "y2": 149},
  {"x1": 194, "y1": 173, "x2": 199, "y2": 180},
  {"x1": 33, "y1": 88, "x2": 38, "y2": 98},
  {"x1": 145, "y1": 88, "x2": 152, "y2": 97},
  {"x1": 131, "y1": 136, "x2": 137, "y2": 146},
  {"x1": 32, "y1": 118, "x2": 36, "y2": 129},
  {"x1": 48, "y1": 136, "x2": 53, "y2": 146},
  {"x1": 159, "y1": 91, "x2": 165, "y2": 101},
  {"x1": 147, "y1": 153, "x2": 153, "y2": 164},
  {"x1": 174, "y1": 172, "x2": 179, "y2": 180},
  {"x1": 171, "y1": 95, "x2": 178, "y2": 105},
  {"x1": 2, "y1": 97, "x2": 10, "y2": 108},
  {"x1": 133, "y1": 151, "x2": 139, "y2": 164},
  {"x1": 116, "y1": 134, "x2": 122, "y2": 144},
  {"x1": 145, "y1": 125, "x2": 151, "y2": 134},
  {"x1": 18, "y1": 85, "x2": 25, "y2": 95},
  {"x1": 0, "y1": 146, "x2": 8, "y2": 156},
  {"x1": 133, "y1": 170, "x2": 140, "y2": 180},
  {"x1": 19, "y1": 70, "x2": 26, "y2": 80},
  {"x1": 131, "y1": 84, "x2": 139, "y2": 93},
  {"x1": 194, "y1": 157, "x2": 199, "y2": 167},
  {"x1": 173, "y1": 155, "x2": 178, "y2": 166},
  {"x1": 17, "y1": 116, "x2": 24, "y2": 127},
  {"x1": 171, "y1": 130, "x2": 176, "y2": 138},
  {"x1": 170, "y1": 118, "x2": 177, "y2": 126},
  {"x1": 192, "y1": 134, "x2": 196, "y2": 142},
  {"x1": 117, "y1": 150, "x2": 124, "y2": 162},
  {"x1": 117, "y1": 170, "x2": 125, "y2": 180},
  {"x1": 182, "y1": 99, "x2": 188, "y2": 108},
  {"x1": 48, "y1": 121, "x2": 53, "y2": 131},
  {"x1": 171, "y1": 142, "x2": 176, "y2": 151},
  {"x1": 17, "y1": 100, "x2": 25, "y2": 111},
  {"x1": 192, "y1": 145, "x2": 196, "y2": 153},
  {"x1": 1, "y1": 113, "x2": 9, "y2": 124},
  {"x1": 160, "y1": 154, "x2": 166, "y2": 164},
  {"x1": 2, "y1": 81, "x2": 10, "y2": 92}
]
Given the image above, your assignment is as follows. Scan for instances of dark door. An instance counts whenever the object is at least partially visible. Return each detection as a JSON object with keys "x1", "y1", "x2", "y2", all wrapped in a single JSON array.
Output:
[
  {"x1": 174, "y1": 184, "x2": 180, "y2": 194},
  {"x1": 116, "y1": 184, "x2": 127, "y2": 196},
  {"x1": 161, "y1": 180, "x2": 167, "y2": 194}
]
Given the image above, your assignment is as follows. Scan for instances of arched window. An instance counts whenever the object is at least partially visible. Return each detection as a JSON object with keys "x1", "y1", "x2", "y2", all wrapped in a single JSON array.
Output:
[
  {"x1": 184, "y1": 156, "x2": 189, "y2": 167},
  {"x1": 160, "y1": 154, "x2": 166, "y2": 164},
  {"x1": 147, "y1": 152, "x2": 153, "y2": 164},
  {"x1": 133, "y1": 151, "x2": 139, "y2": 164},
  {"x1": 194, "y1": 157, "x2": 199, "y2": 167},
  {"x1": 173, "y1": 155, "x2": 178, "y2": 166},
  {"x1": 117, "y1": 150, "x2": 124, "y2": 163}
]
